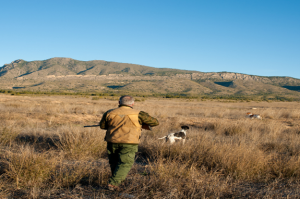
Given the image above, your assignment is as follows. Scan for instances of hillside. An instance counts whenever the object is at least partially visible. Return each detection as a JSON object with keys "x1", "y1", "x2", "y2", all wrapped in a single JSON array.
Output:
[
  {"x1": 0, "y1": 58, "x2": 194, "y2": 78},
  {"x1": 0, "y1": 58, "x2": 300, "y2": 100}
]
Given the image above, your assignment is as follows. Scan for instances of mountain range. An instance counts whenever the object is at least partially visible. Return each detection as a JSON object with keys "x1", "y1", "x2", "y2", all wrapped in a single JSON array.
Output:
[{"x1": 0, "y1": 57, "x2": 299, "y2": 100}]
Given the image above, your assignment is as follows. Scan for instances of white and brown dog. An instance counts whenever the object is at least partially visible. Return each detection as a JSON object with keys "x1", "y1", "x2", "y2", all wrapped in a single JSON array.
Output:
[
  {"x1": 246, "y1": 112, "x2": 262, "y2": 119},
  {"x1": 158, "y1": 126, "x2": 189, "y2": 144}
]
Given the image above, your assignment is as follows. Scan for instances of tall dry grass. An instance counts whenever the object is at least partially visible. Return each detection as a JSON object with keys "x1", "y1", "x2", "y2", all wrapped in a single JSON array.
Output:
[{"x1": 0, "y1": 94, "x2": 300, "y2": 198}]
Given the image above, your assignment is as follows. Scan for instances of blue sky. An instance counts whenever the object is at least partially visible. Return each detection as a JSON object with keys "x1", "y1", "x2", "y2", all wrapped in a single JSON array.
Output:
[{"x1": 1, "y1": 0, "x2": 299, "y2": 79}]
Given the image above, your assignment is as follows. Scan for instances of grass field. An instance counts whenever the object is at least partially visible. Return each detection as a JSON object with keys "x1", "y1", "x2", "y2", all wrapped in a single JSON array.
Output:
[{"x1": 0, "y1": 94, "x2": 300, "y2": 198}]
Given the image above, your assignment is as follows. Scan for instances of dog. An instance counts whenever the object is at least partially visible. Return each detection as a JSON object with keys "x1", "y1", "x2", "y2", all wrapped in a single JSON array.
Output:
[
  {"x1": 158, "y1": 126, "x2": 189, "y2": 144},
  {"x1": 246, "y1": 112, "x2": 262, "y2": 119}
]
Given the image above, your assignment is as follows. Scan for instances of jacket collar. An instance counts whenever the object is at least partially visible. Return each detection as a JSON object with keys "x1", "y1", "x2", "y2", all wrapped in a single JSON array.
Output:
[{"x1": 118, "y1": 105, "x2": 133, "y2": 109}]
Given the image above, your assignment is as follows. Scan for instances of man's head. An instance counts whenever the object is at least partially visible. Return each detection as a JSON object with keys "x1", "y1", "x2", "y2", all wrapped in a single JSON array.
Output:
[{"x1": 119, "y1": 95, "x2": 135, "y2": 106}]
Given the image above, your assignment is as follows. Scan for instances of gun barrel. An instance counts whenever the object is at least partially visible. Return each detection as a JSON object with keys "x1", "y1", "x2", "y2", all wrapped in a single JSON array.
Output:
[{"x1": 84, "y1": 125, "x2": 100, "y2": 128}]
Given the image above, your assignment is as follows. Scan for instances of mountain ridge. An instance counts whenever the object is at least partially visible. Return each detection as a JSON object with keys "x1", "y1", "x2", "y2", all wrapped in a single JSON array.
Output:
[
  {"x1": 1, "y1": 57, "x2": 299, "y2": 83},
  {"x1": 0, "y1": 58, "x2": 300, "y2": 100}
]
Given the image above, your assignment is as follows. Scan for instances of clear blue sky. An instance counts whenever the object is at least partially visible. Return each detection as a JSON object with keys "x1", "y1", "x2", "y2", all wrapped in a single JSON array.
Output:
[{"x1": 1, "y1": 0, "x2": 299, "y2": 79}]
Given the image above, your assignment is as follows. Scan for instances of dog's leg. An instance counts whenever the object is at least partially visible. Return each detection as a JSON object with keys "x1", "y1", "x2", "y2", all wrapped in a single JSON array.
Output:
[{"x1": 169, "y1": 137, "x2": 175, "y2": 144}]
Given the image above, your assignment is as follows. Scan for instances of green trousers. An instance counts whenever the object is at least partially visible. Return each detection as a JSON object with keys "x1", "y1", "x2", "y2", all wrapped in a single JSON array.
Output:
[{"x1": 107, "y1": 142, "x2": 138, "y2": 186}]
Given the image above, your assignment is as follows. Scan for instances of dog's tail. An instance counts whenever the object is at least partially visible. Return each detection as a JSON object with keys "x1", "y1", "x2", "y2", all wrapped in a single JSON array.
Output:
[{"x1": 158, "y1": 136, "x2": 167, "y2": 139}]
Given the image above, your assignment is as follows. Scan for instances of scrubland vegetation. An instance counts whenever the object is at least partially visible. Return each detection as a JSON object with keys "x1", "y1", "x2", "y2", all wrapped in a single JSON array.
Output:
[{"x1": 0, "y1": 94, "x2": 300, "y2": 198}]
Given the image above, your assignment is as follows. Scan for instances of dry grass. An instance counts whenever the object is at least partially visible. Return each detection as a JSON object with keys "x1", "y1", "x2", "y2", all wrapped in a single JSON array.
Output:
[{"x1": 0, "y1": 94, "x2": 300, "y2": 198}]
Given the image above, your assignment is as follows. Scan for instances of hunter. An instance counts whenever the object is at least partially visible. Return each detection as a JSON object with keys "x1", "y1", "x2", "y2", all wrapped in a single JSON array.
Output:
[{"x1": 99, "y1": 95, "x2": 159, "y2": 191}]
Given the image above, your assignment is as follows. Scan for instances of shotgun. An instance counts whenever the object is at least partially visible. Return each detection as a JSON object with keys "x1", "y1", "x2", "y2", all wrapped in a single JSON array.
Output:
[{"x1": 84, "y1": 124, "x2": 152, "y2": 131}]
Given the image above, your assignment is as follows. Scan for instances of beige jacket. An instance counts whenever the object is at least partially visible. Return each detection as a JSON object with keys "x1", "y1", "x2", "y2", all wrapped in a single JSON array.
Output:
[{"x1": 104, "y1": 106, "x2": 142, "y2": 144}]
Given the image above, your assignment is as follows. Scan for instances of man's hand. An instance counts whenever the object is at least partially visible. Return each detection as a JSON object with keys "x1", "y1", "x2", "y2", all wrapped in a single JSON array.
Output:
[{"x1": 142, "y1": 124, "x2": 152, "y2": 131}]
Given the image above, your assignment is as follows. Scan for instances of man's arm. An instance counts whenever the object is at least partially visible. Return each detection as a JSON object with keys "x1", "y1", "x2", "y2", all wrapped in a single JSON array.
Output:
[
  {"x1": 99, "y1": 111, "x2": 109, "y2": 130},
  {"x1": 138, "y1": 111, "x2": 159, "y2": 127}
]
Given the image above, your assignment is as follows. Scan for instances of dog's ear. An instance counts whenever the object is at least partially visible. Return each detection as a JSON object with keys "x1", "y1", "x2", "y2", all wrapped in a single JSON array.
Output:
[{"x1": 181, "y1": 126, "x2": 189, "y2": 130}]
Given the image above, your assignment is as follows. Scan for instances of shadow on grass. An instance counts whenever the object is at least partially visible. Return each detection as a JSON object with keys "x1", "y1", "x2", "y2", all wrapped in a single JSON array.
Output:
[
  {"x1": 15, "y1": 134, "x2": 60, "y2": 151},
  {"x1": 282, "y1": 86, "x2": 300, "y2": 92},
  {"x1": 214, "y1": 81, "x2": 233, "y2": 87}
]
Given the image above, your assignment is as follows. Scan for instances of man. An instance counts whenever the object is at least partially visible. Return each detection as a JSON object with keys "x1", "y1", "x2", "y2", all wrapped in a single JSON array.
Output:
[{"x1": 99, "y1": 95, "x2": 159, "y2": 191}]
